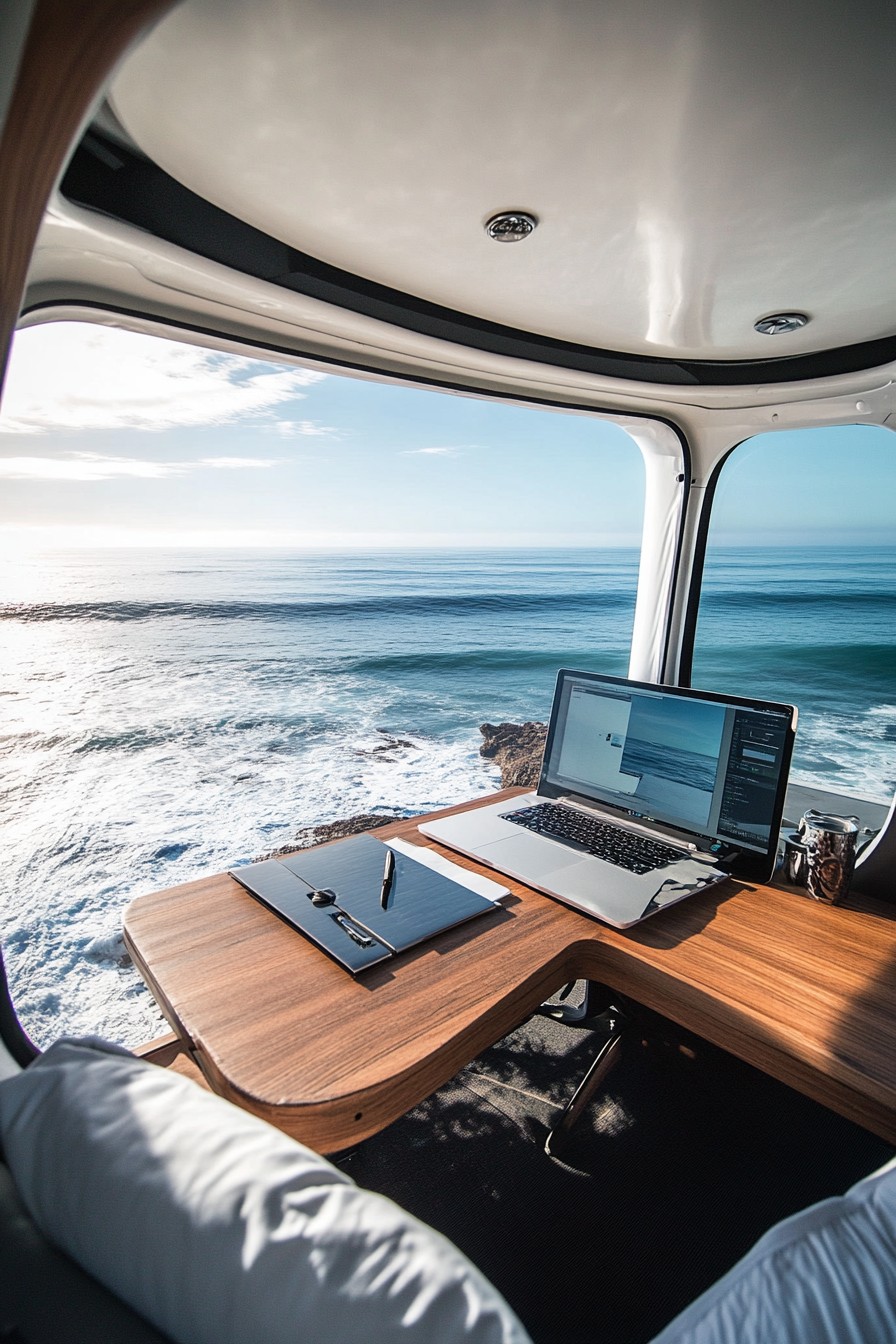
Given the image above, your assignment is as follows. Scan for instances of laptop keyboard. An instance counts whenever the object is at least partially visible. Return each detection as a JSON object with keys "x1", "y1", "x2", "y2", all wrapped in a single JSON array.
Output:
[{"x1": 500, "y1": 803, "x2": 682, "y2": 875}]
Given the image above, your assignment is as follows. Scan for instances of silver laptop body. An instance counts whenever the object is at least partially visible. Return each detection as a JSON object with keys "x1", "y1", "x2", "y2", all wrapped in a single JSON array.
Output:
[{"x1": 420, "y1": 670, "x2": 797, "y2": 928}]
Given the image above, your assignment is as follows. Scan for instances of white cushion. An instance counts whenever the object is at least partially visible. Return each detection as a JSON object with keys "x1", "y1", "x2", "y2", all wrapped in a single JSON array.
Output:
[
  {"x1": 650, "y1": 1154, "x2": 896, "y2": 1344},
  {"x1": 0, "y1": 1037, "x2": 530, "y2": 1344}
]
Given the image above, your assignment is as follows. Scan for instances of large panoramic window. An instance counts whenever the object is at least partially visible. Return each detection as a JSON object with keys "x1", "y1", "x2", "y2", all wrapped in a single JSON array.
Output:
[
  {"x1": 0, "y1": 321, "x2": 647, "y2": 1044},
  {"x1": 691, "y1": 425, "x2": 896, "y2": 807}
]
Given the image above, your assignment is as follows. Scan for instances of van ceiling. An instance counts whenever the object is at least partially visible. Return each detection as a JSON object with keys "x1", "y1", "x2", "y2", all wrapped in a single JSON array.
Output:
[{"x1": 98, "y1": 0, "x2": 896, "y2": 369}]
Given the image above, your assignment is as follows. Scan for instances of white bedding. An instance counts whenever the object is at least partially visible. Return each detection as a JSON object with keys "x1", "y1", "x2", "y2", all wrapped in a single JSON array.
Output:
[{"x1": 651, "y1": 1154, "x2": 896, "y2": 1343}]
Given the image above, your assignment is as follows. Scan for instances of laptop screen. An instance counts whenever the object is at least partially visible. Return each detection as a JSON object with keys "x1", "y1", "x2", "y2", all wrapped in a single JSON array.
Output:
[{"x1": 541, "y1": 671, "x2": 797, "y2": 855}]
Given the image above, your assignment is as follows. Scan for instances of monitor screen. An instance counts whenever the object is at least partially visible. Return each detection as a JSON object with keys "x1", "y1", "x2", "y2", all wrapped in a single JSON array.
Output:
[{"x1": 541, "y1": 671, "x2": 796, "y2": 854}]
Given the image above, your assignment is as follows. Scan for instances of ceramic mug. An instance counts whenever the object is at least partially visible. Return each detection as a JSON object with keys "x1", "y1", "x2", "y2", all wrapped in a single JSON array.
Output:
[{"x1": 798, "y1": 810, "x2": 860, "y2": 905}]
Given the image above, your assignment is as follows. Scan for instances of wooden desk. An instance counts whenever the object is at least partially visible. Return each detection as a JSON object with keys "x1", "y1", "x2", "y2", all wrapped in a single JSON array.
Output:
[{"x1": 124, "y1": 789, "x2": 896, "y2": 1154}]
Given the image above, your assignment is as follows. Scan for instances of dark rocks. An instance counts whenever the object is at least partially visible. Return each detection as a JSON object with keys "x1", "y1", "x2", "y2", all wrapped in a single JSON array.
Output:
[
  {"x1": 353, "y1": 732, "x2": 418, "y2": 761},
  {"x1": 297, "y1": 812, "x2": 407, "y2": 845},
  {"x1": 260, "y1": 812, "x2": 407, "y2": 859},
  {"x1": 479, "y1": 721, "x2": 548, "y2": 789}
]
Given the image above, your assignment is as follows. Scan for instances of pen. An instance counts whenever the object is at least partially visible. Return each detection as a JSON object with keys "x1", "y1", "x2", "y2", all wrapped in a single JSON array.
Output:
[{"x1": 380, "y1": 848, "x2": 395, "y2": 909}]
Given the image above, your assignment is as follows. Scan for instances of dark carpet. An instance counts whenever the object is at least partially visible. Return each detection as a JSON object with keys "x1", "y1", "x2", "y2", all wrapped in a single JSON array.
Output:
[{"x1": 340, "y1": 987, "x2": 894, "y2": 1344}]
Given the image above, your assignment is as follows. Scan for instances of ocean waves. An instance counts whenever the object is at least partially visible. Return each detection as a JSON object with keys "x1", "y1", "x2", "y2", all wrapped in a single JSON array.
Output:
[
  {"x1": 1, "y1": 705, "x2": 501, "y2": 1047},
  {"x1": 0, "y1": 590, "x2": 635, "y2": 624},
  {"x1": 692, "y1": 547, "x2": 896, "y2": 804},
  {"x1": 342, "y1": 649, "x2": 627, "y2": 675},
  {"x1": 693, "y1": 643, "x2": 896, "y2": 696},
  {"x1": 699, "y1": 592, "x2": 896, "y2": 610}
]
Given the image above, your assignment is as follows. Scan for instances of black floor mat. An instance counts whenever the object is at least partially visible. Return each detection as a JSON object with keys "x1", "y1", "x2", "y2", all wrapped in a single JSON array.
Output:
[{"x1": 342, "y1": 992, "x2": 894, "y2": 1344}]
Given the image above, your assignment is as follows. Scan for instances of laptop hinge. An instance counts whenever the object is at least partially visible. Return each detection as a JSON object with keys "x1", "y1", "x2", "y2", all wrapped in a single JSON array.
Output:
[{"x1": 557, "y1": 795, "x2": 698, "y2": 853}]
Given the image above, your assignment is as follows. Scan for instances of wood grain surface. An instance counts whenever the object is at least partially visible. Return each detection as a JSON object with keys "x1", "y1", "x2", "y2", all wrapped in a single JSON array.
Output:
[
  {"x1": 124, "y1": 788, "x2": 896, "y2": 1153},
  {"x1": 0, "y1": 0, "x2": 174, "y2": 388}
]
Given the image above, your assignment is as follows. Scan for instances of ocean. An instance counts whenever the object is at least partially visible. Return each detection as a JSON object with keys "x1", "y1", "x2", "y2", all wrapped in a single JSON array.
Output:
[{"x1": 1, "y1": 545, "x2": 893, "y2": 1047}]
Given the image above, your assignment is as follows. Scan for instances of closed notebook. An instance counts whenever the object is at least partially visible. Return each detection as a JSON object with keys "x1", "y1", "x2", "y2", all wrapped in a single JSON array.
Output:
[
  {"x1": 280, "y1": 833, "x2": 497, "y2": 952},
  {"x1": 230, "y1": 832, "x2": 498, "y2": 973},
  {"x1": 228, "y1": 858, "x2": 391, "y2": 972}
]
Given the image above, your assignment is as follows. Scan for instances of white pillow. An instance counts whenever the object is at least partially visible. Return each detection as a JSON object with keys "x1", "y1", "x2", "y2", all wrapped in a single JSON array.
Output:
[
  {"x1": 650, "y1": 1154, "x2": 896, "y2": 1344},
  {"x1": 0, "y1": 1037, "x2": 531, "y2": 1344}
]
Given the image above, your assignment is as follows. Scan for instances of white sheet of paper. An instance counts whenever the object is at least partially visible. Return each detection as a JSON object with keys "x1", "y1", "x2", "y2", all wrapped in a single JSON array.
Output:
[{"x1": 381, "y1": 836, "x2": 511, "y2": 903}]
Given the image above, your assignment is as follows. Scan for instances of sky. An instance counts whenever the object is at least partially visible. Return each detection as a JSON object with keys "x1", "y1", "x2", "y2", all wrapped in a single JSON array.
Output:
[
  {"x1": 707, "y1": 423, "x2": 896, "y2": 546},
  {"x1": 0, "y1": 321, "x2": 893, "y2": 549},
  {"x1": 0, "y1": 323, "x2": 642, "y2": 549}
]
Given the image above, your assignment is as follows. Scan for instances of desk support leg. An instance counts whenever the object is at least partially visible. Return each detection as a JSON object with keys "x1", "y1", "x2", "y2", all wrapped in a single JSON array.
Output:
[{"x1": 544, "y1": 1008, "x2": 625, "y2": 1158}]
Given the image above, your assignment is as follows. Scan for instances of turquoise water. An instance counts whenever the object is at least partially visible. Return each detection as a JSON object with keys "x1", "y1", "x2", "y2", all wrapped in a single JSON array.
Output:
[
  {"x1": 693, "y1": 546, "x2": 896, "y2": 799},
  {"x1": 0, "y1": 546, "x2": 893, "y2": 1045}
]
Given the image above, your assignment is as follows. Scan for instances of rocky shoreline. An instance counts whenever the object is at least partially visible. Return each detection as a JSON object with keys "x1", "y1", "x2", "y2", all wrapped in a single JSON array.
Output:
[
  {"x1": 262, "y1": 721, "x2": 547, "y2": 857},
  {"x1": 478, "y1": 720, "x2": 547, "y2": 789}
]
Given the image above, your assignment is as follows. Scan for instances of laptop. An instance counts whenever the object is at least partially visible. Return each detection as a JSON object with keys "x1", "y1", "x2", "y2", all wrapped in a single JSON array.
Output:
[{"x1": 419, "y1": 669, "x2": 797, "y2": 928}]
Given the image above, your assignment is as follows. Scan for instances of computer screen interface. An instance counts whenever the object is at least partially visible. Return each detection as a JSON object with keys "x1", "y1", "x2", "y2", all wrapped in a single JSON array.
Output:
[{"x1": 543, "y1": 674, "x2": 792, "y2": 854}]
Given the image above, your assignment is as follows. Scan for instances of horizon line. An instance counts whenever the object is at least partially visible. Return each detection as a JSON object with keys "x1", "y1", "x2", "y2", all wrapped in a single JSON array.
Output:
[{"x1": 1, "y1": 525, "x2": 895, "y2": 552}]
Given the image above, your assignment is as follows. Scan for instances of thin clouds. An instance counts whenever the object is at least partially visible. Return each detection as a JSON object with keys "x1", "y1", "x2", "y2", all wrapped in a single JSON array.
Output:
[
  {"x1": 197, "y1": 457, "x2": 279, "y2": 470},
  {"x1": 399, "y1": 446, "x2": 468, "y2": 456},
  {"x1": 265, "y1": 419, "x2": 337, "y2": 438},
  {"x1": 0, "y1": 324, "x2": 325, "y2": 434},
  {"x1": 0, "y1": 453, "x2": 280, "y2": 481}
]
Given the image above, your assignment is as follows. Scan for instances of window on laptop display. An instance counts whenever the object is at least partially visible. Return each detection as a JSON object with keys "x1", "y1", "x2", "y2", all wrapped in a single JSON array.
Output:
[{"x1": 543, "y1": 674, "x2": 792, "y2": 854}]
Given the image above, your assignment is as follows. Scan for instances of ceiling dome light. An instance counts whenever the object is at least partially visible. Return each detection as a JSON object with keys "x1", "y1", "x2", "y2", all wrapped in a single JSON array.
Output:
[
  {"x1": 485, "y1": 211, "x2": 537, "y2": 242},
  {"x1": 754, "y1": 312, "x2": 809, "y2": 335}
]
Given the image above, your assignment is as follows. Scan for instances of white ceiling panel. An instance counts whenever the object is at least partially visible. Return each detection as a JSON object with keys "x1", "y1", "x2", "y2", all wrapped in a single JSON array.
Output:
[{"x1": 110, "y1": 0, "x2": 896, "y2": 361}]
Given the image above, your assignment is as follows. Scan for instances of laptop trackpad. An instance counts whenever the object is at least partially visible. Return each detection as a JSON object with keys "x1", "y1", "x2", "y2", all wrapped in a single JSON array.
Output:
[
  {"x1": 538, "y1": 857, "x2": 650, "y2": 924},
  {"x1": 474, "y1": 832, "x2": 586, "y2": 879}
]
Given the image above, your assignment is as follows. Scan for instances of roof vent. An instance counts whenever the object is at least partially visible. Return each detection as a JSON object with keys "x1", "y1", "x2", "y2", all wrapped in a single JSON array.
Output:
[
  {"x1": 485, "y1": 212, "x2": 537, "y2": 242},
  {"x1": 754, "y1": 312, "x2": 809, "y2": 335}
]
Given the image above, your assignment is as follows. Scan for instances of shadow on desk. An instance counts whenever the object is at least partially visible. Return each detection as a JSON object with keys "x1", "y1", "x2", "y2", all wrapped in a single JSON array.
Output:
[
  {"x1": 353, "y1": 899, "x2": 518, "y2": 992},
  {"x1": 617, "y1": 878, "x2": 739, "y2": 950}
]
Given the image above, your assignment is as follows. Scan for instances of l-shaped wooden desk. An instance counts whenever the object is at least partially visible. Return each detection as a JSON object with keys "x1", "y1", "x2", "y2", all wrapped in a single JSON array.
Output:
[{"x1": 124, "y1": 788, "x2": 896, "y2": 1154}]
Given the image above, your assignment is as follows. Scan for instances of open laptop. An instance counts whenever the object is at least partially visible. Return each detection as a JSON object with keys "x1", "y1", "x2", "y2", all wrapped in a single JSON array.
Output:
[{"x1": 420, "y1": 670, "x2": 797, "y2": 928}]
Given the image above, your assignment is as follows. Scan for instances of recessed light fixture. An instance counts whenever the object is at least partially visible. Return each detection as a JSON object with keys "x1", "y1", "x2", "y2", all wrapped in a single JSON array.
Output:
[
  {"x1": 754, "y1": 312, "x2": 809, "y2": 335},
  {"x1": 485, "y1": 211, "x2": 537, "y2": 242}
]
